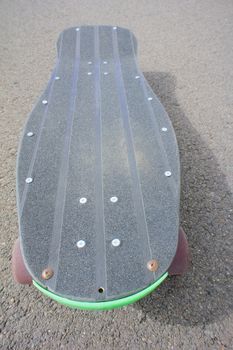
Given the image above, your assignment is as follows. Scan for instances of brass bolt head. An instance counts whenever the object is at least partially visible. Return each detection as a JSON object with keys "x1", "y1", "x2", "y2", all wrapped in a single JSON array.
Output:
[
  {"x1": 41, "y1": 267, "x2": 54, "y2": 280},
  {"x1": 147, "y1": 259, "x2": 159, "y2": 272}
]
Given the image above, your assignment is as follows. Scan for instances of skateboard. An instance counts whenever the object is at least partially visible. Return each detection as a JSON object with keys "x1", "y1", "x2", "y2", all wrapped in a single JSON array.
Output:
[{"x1": 12, "y1": 26, "x2": 189, "y2": 310}]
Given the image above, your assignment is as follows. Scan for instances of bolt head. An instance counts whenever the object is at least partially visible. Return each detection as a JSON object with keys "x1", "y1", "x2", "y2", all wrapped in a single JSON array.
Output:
[
  {"x1": 79, "y1": 197, "x2": 87, "y2": 204},
  {"x1": 112, "y1": 239, "x2": 121, "y2": 247},
  {"x1": 25, "y1": 177, "x2": 33, "y2": 183},
  {"x1": 165, "y1": 171, "x2": 172, "y2": 177},
  {"x1": 77, "y1": 240, "x2": 86, "y2": 248},
  {"x1": 148, "y1": 97, "x2": 153, "y2": 101},
  {"x1": 162, "y1": 127, "x2": 168, "y2": 132},
  {"x1": 27, "y1": 132, "x2": 34, "y2": 137},
  {"x1": 42, "y1": 100, "x2": 48, "y2": 105},
  {"x1": 55, "y1": 76, "x2": 60, "y2": 80},
  {"x1": 147, "y1": 259, "x2": 158, "y2": 272},
  {"x1": 110, "y1": 196, "x2": 118, "y2": 203},
  {"x1": 42, "y1": 267, "x2": 54, "y2": 280}
]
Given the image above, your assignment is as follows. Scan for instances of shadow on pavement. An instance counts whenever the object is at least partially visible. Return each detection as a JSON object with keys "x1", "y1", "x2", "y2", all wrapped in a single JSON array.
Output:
[{"x1": 135, "y1": 72, "x2": 233, "y2": 326}]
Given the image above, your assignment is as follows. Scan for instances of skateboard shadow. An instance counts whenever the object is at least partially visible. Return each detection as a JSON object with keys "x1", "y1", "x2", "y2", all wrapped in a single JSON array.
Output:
[{"x1": 134, "y1": 72, "x2": 233, "y2": 326}]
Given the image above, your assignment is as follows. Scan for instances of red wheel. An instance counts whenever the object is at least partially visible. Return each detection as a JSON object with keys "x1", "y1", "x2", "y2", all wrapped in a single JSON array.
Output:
[
  {"x1": 168, "y1": 227, "x2": 190, "y2": 276},
  {"x1": 12, "y1": 238, "x2": 32, "y2": 284}
]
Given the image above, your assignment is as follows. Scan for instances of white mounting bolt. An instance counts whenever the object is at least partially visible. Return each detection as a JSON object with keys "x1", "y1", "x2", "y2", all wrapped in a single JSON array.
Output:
[
  {"x1": 42, "y1": 100, "x2": 48, "y2": 105},
  {"x1": 25, "y1": 177, "x2": 33, "y2": 183},
  {"x1": 135, "y1": 75, "x2": 140, "y2": 79},
  {"x1": 27, "y1": 132, "x2": 34, "y2": 137},
  {"x1": 104, "y1": 72, "x2": 109, "y2": 75},
  {"x1": 87, "y1": 72, "x2": 92, "y2": 75},
  {"x1": 88, "y1": 61, "x2": 92, "y2": 64},
  {"x1": 113, "y1": 26, "x2": 117, "y2": 30},
  {"x1": 110, "y1": 196, "x2": 118, "y2": 203},
  {"x1": 112, "y1": 239, "x2": 121, "y2": 247},
  {"x1": 79, "y1": 197, "x2": 87, "y2": 204},
  {"x1": 77, "y1": 240, "x2": 86, "y2": 248},
  {"x1": 148, "y1": 97, "x2": 153, "y2": 101},
  {"x1": 165, "y1": 171, "x2": 172, "y2": 177},
  {"x1": 162, "y1": 127, "x2": 168, "y2": 132},
  {"x1": 76, "y1": 28, "x2": 80, "y2": 31},
  {"x1": 103, "y1": 61, "x2": 108, "y2": 64},
  {"x1": 55, "y1": 76, "x2": 60, "y2": 80}
]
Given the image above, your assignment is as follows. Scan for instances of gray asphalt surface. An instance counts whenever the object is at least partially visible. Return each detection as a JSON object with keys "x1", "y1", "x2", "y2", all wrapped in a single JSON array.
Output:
[{"x1": 1, "y1": 1, "x2": 233, "y2": 349}]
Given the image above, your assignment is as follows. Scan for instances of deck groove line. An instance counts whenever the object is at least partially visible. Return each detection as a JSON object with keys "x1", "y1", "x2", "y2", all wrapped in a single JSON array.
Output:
[
  {"x1": 46, "y1": 30, "x2": 81, "y2": 290},
  {"x1": 94, "y1": 26, "x2": 107, "y2": 297},
  {"x1": 19, "y1": 34, "x2": 64, "y2": 218},
  {"x1": 112, "y1": 28, "x2": 154, "y2": 272},
  {"x1": 129, "y1": 32, "x2": 178, "y2": 197}
]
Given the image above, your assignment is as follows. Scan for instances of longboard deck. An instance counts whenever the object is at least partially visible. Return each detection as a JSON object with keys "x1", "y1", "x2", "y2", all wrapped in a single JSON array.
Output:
[{"x1": 17, "y1": 26, "x2": 180, "y2": 302}]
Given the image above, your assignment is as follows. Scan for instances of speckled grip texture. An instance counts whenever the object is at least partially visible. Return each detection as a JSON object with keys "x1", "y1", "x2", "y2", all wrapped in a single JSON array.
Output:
[{"x1": 17, "y1": 25, "x2": 180, "y2": 302}]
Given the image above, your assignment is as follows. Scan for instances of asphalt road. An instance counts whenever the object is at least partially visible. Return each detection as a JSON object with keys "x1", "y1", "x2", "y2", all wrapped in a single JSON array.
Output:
[{"x1": 1, "y1": 1, "x2": 233, "y2": 349}]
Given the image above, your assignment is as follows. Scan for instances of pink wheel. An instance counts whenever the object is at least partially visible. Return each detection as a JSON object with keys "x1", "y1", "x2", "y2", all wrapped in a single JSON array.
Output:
[
  {"x1": 168, "y1": 227, "x2": 190, "y2": 276},
  {"x1": 12, "y1": 238, "x2": 32, "y2": 284}
]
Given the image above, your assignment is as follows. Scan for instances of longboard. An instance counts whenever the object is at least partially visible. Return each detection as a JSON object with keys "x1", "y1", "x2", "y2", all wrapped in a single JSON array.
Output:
[{"x1": 12, "y1": 26, "x2": 189, "y2": 310}]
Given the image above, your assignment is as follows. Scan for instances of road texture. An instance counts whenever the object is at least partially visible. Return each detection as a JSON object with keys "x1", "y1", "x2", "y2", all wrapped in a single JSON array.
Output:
[{"x1": 1, "y1": 1, "x2": 233, "y2": 349}]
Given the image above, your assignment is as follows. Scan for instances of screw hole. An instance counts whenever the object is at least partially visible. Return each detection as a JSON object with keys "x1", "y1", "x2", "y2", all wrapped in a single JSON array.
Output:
[{"x1": 98, "y1": 287, "x2": 104, "y2": 293}]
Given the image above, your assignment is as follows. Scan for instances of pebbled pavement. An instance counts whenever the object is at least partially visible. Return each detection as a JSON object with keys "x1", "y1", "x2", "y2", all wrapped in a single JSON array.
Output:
[{"x1": 0, "y1": 1, "x2": 233, "y2": 349}]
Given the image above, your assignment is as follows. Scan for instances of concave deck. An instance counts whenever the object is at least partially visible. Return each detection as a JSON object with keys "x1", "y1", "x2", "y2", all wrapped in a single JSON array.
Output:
[{"x1": 17, "y1": 26, "x2": 180, "y2": 302}]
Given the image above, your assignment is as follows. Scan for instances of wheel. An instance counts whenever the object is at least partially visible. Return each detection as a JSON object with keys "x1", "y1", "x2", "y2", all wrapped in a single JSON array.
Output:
[
  {"x1": 168, "y1": 227, "x2": 190, "y2": 276},
  {"x1": 12, "y1": 238, "x2": 32, "y2": 284}
]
